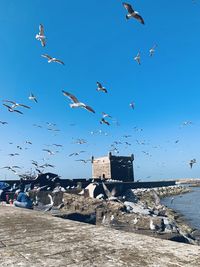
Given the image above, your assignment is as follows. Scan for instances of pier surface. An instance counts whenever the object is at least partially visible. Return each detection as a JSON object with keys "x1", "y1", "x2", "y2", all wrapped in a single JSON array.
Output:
[{"x1": 0, "y1": 205, "x2": 200, "y2": 267}]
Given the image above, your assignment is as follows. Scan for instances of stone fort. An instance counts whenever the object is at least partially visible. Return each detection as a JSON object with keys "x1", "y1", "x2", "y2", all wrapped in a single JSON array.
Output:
[{"x1": 91, "y1": 152, "x2": 134, "y2": 182}]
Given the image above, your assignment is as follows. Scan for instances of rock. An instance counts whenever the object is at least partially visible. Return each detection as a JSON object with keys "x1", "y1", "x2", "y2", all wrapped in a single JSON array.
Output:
[{"x1": 124, "y1": 201, "x2": 151, "y2": 215}]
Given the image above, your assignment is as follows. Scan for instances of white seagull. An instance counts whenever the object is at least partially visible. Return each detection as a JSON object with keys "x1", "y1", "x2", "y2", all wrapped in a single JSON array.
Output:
[
  {"x1": 134, "y1": 52, "x2": 141, "y2": 65},
  {"x1": 3, "y1": 100, "x2": 31, "y2": 109},
  {"x1": 41, "y1": 54, "x2": 65, "y2": 65},
  {"x1": 130, "y1": 101, "x2": 135, "y2": 109},
  {"x1": 149, "y1": 44, "x2": 157, "y2": 56},
  {"x1": 96, "y1": 82, "x2": 107, "y2": 93},
  {"x1": 102, "y1": 112, "x2": 112, "y2": 118},
  {"x1": 62, "y1": 90, "x2": 95, "y2": 113},
  {"x1": 35, "y1": 24, "x2": 46, "y2": 47},
  {"x1": 3, "y1": 104, "x2": 23, "y2": 114},
  {"x1": 123, "y1": 2, "x2": 145, "y2": 24},
  {"x1": 28, "y1": 93, "x2": 38, "y2": 103}
]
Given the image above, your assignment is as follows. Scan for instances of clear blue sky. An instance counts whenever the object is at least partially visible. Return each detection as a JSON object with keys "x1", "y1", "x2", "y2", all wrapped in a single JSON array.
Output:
[{"x1": 0, "y1": 0, "x2": 200, "y2": 180}]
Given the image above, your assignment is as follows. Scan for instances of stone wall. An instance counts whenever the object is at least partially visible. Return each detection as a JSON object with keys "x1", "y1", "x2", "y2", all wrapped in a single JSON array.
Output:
[{"x1": 92, "y1": 157, "x2": 111, "y2": 179}]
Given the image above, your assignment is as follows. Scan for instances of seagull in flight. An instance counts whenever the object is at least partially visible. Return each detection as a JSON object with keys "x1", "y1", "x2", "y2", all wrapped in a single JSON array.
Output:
[
  {"x1": 0, "y1": 121, "x2": 8, "y2": 125},
  {"x1": 62, "y1": 90, "x2": 95, "y2": 113},
  {"x1": 189, "y1": 159, "x2": 196, "y2": 169},
  {"x1": 69, "y1": 151, "x2": 85, "y2": 157},
  {"x1": 102, "y1": 112, "x2": 112, "y2": 118},
  {"x1": 134, "y1": 52, "x2": 141, "y2": 65},
  {"x1": 129, "y1": 101, "x2": 135, "y2": 109},
  {"x1": 75, "y1": 159, "x2": 90, "y2": 164},
  {"x1": 3, "y1": 104, "x2": 23, "y2": 114},
  {"x1": 29, "y1": 93, "x2": 38, "y2": 103},
  {"x1": 8, "y1": 153, "x2": 19, "y2": 157},
  {"x1": 96, "y1": 82, "x2": 107, "y2": 93},
  {"x1": 2, "y1": 165, "x2": 21, "y2": 170},
  {"x1": 3, "y1": 100, "x2": 31, "y2": 109},
  {"x1": 41, "y1": 54, "x2": 65, "y2": 65},
  {"x1": 149, "y1": 44, "x2": 157, "y2": 56},
  {"x1": 122, "y1": 2, "x2": 145, "y2": 24},
  {"x1": 42, "y1": 149, "x2": 55, "y2": 155},
  {"x1": 100, "y1": 118, "x2": 110, "y2": 126},
  {"x1": 35, "y1": 24, "x2": 46, "y2": 47}
]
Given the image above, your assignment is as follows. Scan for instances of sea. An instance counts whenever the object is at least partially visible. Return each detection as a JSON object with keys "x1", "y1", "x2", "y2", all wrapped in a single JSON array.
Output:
[{"x1": 161, "y1": 186, "x2": 200, "y2": 230}]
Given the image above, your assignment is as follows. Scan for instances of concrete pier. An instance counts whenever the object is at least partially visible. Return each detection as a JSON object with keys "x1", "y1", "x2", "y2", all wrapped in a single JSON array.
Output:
[{"x1": 0, "y1": 205, "x2": 200, "y2": 267}]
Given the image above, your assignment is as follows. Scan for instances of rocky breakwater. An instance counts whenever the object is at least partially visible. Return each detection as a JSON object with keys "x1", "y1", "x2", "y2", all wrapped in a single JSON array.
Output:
[{"x1": 54, "y1": 184, "x2": 199, "y2": 245}]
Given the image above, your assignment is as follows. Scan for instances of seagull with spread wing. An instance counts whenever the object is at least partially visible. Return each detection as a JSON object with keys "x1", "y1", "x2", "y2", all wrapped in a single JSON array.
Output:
[
  {"x1": 96, "y1": 82, "x2": 107, "y2": 93},
  {"x1": 3, "y1": 100, "x2": 31, "y2": 109},
  {"x1": 134, "y1": 52, "x2": 141, "y2": 65},
  {"x1": 149, "y1": 44, "x2": 157, "y2": 56},
  {"x1": 102, "y1": 112, "x2": 112, "y2": 118},
  {"x1": 3, "y1": 104, "x2": 23, "y2": 114},
  {"x1": 29, "y1": 93, "x2": 38, "y2": 103},
  {"x1": 100, "y1": 118, "x2": 110, "y2": 126},
  {"x1": 62, "y1": 90, "x2": 95, "y2": 113},
  {"x1": 69, "y1": 151, "x2": 85, "y2": 157},
  {"x1": 0, "y1": 121, "x2": 8, "y2": 125},
  {"x1": 123, "y1": 2, "x2": 145, "y2": 24},
  {"x1": 35, "y1": 24, "x2": 46, "y2": 47},
  {"x1": 130, "y1": 101, "x2": 135, "y2": 109},
  {"x1": 41, "y1": 54, "x2": 65, "y2": 65}
]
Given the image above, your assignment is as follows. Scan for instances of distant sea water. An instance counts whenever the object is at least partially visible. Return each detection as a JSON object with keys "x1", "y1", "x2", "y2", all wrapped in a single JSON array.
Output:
[{"x1": 161, "y1": 186, "x2": 200, "y2": 230}]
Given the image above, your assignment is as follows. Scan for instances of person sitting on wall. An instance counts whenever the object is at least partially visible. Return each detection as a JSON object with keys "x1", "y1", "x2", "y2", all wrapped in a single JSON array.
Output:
[{"x1": 13, "y1": 185, "x2": 33, "y2": 209}]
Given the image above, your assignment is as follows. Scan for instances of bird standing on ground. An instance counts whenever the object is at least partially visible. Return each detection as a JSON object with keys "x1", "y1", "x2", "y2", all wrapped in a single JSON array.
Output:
[
  {"x1": 62, "y1": 90, "x2": 95, "y2": 113},
  {"x1": 122, "y1": 2, "x2": 145, "y2": 24},
  {"x1": 41, "y1": 54, "x2": 65, "y2": 65},
  {"x1": 96, "y1": 82, "x2": 107, "y2": 93},
  {"x1": 35, "y1": 24, "x2": 46, "y2": 47}
]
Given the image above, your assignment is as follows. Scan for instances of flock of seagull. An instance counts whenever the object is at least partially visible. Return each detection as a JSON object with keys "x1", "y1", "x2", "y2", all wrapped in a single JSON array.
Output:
[{"x1": 0, "y1": 1, "x2": 198, "y2": 179}]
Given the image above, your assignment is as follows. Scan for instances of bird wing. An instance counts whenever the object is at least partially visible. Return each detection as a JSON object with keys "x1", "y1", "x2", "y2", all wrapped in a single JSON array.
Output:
[
  {"x1": 19, "y1": 104, "x2": 31, "y2": 109},
  {"x1": 62, "y1": 90, "x2": 79, "y2": 103},
  {"x1": 41, "y1": 39, "x2": 46, "y2": 47},
  {"x1": 14, "y1": 109, "x2": 23, "y2": 114},
  {"x1": 102, "y1": 182, "x2": 112, "y2": 198},
  {"x1": 3, "y1": 100, "x2": 16, "y2": 105},
  {"x1": 55, "y1": 59, "x2": 65, "y2": 65},
  {"x1": 134, "y1": 13, "x2": 145, "y2": 24},
  {"x1": 123, "y1": 2, "x2": 134, "y2": 13},
  {"x1": 3, "y1": 104, "x2": 12, "y2": 109},
  {"x1": 41, "y1": 54, "x2": 52, "y2": 60},
  {"x1": 39, "y1": 24, "x2": 44, "y2": 35},
  {"x1": 84, "y1": 105, "x2": 95, "y2": 113},
  {"x1": 97, "y1": 82, "x2": 102, "y2": 88}
]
